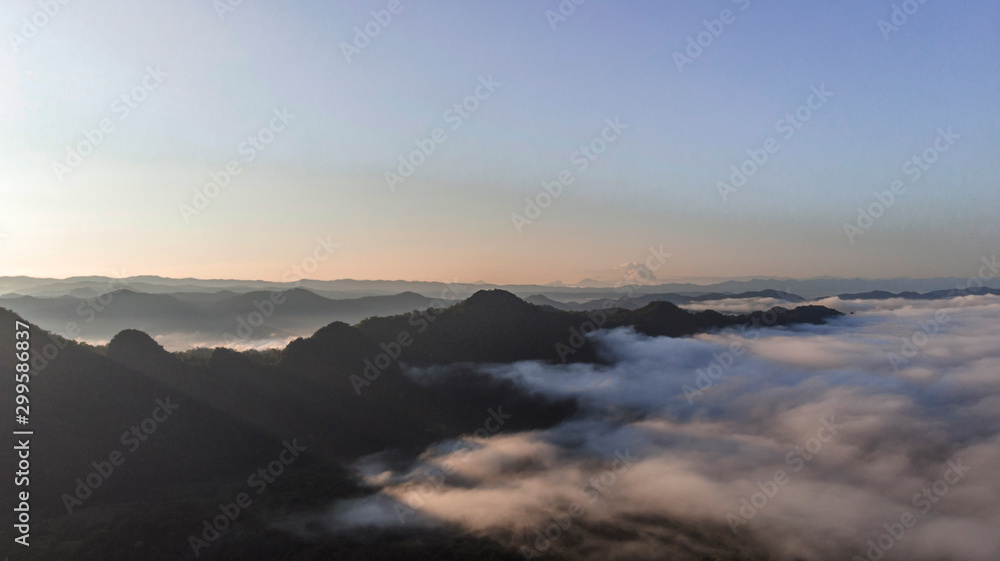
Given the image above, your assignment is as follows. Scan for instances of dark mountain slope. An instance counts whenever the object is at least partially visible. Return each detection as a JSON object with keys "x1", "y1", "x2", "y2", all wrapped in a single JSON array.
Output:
[
  {"x1": 0, "y1": 290, "x2": 839, "y2": 560},
  {"x1": 0, "y1": 309, "x2": 282, "y2": 520},
  {"x1": 0, "y1": 303, "x2": 579, "y2": 528},
  {"x1": 356, "y1": 289, "x2": 606, "y2": 365},
  {"x1": 606, "y1": 302, "x2": 839, "y2": 338}
]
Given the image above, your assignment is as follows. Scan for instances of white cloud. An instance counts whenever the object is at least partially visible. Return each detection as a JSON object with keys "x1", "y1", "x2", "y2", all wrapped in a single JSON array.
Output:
[{"x1": 293, "y1": 296, "x2": 1000, "y2": 560}]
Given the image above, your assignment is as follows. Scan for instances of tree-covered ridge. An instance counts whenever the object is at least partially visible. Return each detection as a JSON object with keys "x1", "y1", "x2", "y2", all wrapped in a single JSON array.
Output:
[
  {"x1": 356, "y1": 289, "x2": 841, "y2": 365},
  {"x1": 0, "y1": 290, "x2": 838, "y2": 560}
]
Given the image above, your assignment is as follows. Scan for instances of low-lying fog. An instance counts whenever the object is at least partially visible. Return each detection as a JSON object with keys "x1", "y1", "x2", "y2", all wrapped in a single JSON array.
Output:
[{"x1": 287, "y1": 295, "x2": 1000, "y2": 560}]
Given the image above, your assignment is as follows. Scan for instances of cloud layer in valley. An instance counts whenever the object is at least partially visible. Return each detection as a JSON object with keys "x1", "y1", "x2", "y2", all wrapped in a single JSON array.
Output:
[{"x1": 294, "y1": 295, "x2": 1000, "y2": 561}]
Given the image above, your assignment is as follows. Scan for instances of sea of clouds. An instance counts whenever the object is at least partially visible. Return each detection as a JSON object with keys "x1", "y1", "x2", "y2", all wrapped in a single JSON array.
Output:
[{"x1": 285, "y1": 295, "x2": 1000, "y2": 561}]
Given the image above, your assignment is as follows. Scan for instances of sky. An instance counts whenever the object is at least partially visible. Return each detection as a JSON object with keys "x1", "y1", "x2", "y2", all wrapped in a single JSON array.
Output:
[{"x1": 0, "y1": 0, "x2": 998, "y2": 284}]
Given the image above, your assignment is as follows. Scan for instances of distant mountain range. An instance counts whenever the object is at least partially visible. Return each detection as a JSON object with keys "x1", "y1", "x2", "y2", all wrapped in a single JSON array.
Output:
[
  {"x1": 0, "y1": 288, "x2": 453, "y2": 348},
  {"x1": 832, "y1": 287, "x2": 1000, "y2": 300},
  {"x1": 525, "y1": 289, "x2": 806, "y2": 311},
  {"x1": 4, "y1": 280, "x2": 996, "y2": 351},
  {"x1": 4, "y1": 274, "x2": 999, "y2": 300}
]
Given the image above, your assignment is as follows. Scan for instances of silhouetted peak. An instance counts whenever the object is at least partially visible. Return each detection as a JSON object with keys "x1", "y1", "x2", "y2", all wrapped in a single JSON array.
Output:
[
  {"x1": 635, "y1": 300, "x2": 685, "y2": 314},
  {"x1": 773, "y1": 305, "x2": 843, "y2": 324},
  {"x1": 281, "y1": 321, "x2": 373, "y2": 370},
  {"x1": 394, "y1": 291, "x2": 425, "y2": 299},
  {"x1": 107, "y1": 329, "x2": 176, "y2": 371},
  {"x1": 312, "y1": 321, "x2": 362, "y2": 341},
  {"x1": 461, "y1": 289, "x2": 527, "y2": 309},
  {"x1": 108, "y1": 329, "x2": 163, "y2": 353}
]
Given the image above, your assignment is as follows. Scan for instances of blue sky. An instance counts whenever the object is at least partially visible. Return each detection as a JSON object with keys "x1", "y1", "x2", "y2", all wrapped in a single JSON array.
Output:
[{"x1": 0, "y1": 0, "x2": 997, "y2": 283}]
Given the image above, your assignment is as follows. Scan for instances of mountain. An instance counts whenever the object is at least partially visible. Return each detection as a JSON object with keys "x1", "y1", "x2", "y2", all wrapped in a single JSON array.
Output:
[
  {"x1": 0, "y1": 289, "x2": 454, "y2": 348},
  {"x1": 0, "y1": 291, "x2": 840, "y2": 514},
  {"x1": 0, "y1": 298, "x2": 579, "y2": 508},
  {"x1": 0, "y1": 309, "x2": 281, "y2": 521},
  {"x1": 0, "y1": 290, "x2": 207, "y2": 342},
  {"x1": 689, "y1": 289, "x2": 806, "y2": 302},
  {"x1": 0, "y1": 306, "x2": 578, "y2": 560},
  {"x1": 357, "y1": 289, "x2": 606, "y2": 364},
  {"x1": 833, "y1": 287, "x2": 1000, "y2": 300},
  {"x1": 213, "y1": 288, "x2": 441, "y2": 320},
  {"x1": 604, "y1": 302, "x2": 837, "y2": 338},
  {"x1": 357, "y1": 289, "x2": 841, "y2": 365},
  {"x1": 525, "y1": 290, "x2": 805, "y2": 312},
  {"x1": 5, "y1": 274, "x2": 1000, "y2": 300},
  {"x1": 0, "y1": 289, "x2": 842, "y2": 560},
  {"x1": 166, "y1": 289, "x2": 241, "y2": 305}
]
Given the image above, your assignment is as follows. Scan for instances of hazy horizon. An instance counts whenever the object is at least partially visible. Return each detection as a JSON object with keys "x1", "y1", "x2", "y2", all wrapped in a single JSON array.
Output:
[{"x1": 4, "y1": 271, "x2": 1000, "y2": 287}]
